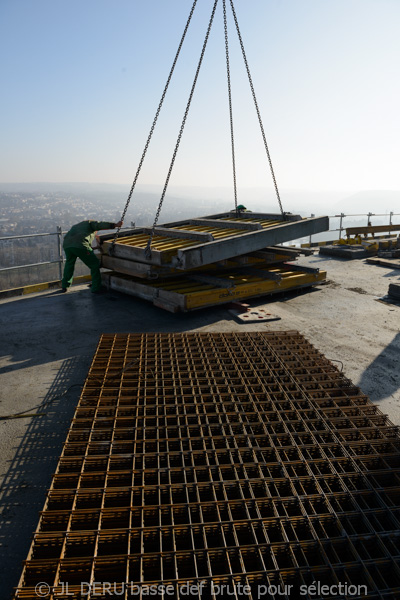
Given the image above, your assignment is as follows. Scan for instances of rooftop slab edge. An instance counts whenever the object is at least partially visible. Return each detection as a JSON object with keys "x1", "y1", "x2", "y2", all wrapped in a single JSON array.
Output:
[{"x1": 0, "y1": 275, "x2": 91, "y2": 299}]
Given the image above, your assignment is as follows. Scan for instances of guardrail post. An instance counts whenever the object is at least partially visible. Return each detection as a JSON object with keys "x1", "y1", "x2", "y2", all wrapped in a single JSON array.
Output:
[
  {"x1": 309, "y1": 214, "x2": 315, "y2": 246},
  {"x1": 390, "y1": 211, "x2": 393, "y2": 226},
  {"x1": 56, "y1": 226, "x2": 63, "y2": 281},
  {"x1": 339, "y1": 213, "x2": 344, "y2": 239}
]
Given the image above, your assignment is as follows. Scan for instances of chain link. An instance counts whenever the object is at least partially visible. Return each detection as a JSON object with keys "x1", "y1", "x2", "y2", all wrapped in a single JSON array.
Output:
[
  {"x1": 109, "y1": 0, "x2": 199, "y2": 255},
  {"x1": 113, "y1": 0, "x2": 285, "y2": 261},
  {"x1": 223, "y1": 0, "x2": 238, "y2": 214},
  {"x1": 145, "y1": 0, "x2": 219, "y2": 259},
  {"x1": 229, "y1": 0, "x2": 285, "y2": 219}
]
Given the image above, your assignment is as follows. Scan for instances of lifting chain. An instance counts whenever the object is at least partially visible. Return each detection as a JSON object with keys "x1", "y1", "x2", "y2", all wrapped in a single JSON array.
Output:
[
  {"x1": 229, "y1": 0, "x2": 286, "y2": 219},
  {"x1": 145, "y1": 0, "x2": 219, "y2": 259},
  {"x1": 223, "y1": 0, "x2": 238, "y2": 214},
  {"x1": 108, "y1": 0, "x2": 199, "y2": 255}
]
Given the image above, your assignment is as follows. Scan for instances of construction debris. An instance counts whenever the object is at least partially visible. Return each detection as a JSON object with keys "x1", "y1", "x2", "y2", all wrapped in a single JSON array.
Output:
[
  {"x1": 319, "y1": 236, "x2": 400, "y2": 261},
  {"x1": 319, "y1": 244, "x2": 371, "y2": 259},
  {"x1": 388, "y1": 283, "x2": 400, "y2": 300},
  {"x1": 228, "y1": 307, "x2": 281, "y2": 323},
  {"x1": 13, "y1": 332, "x2": 400, "y2": 599},
  {"x1": 367, "y1": 257, "x2": 400, "y2": 269}
]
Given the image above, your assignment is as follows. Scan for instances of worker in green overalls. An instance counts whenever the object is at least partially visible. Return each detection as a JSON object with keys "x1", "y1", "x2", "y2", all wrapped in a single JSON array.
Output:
[{"x1": 61, "y1": 220, "x2": 123, "y2": 294}]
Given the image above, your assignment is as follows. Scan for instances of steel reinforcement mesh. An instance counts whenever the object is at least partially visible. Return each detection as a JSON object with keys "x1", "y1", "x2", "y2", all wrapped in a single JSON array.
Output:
[{"x1": 14, "y1": 332, "x2": 400, "y2": 600}]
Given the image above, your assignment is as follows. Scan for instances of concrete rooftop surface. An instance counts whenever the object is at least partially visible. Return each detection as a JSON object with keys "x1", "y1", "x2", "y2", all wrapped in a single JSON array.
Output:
[{"x1": 1, "y1": 253, "x2": 400, "y2": 597}]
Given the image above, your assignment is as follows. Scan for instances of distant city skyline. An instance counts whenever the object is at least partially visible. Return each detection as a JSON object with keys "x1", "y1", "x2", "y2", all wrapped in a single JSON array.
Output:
[{"x1": 1, "y1": 0, "x2": 400, "y2": 195}]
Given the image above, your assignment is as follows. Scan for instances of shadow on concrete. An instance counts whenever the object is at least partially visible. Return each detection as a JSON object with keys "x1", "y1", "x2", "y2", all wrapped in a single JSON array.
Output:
[
  {"x1": 358, "y1": 332, "x2": 400, "y2": 403},
  {"x1": 0, "y1": 282, "x2": 322, "y2": 379},
  {"x1": 307, "y1": 255, "x2": 348, "y2": 263},
  {"x1": 0, "y1": 286, "x2": 232, "y2": 595},
  {"x1": 0, "y1": 356, "x2": 86, "y2": 597},
  {"x1": 380, "y1": 270, "x2": 400, "y2": 279},
  {"x1": 0, "y1": 286, "x2": 232, "y2": 377},
  {"x1": 0, "y1": 287, "x2": 237, "y2": 595}
]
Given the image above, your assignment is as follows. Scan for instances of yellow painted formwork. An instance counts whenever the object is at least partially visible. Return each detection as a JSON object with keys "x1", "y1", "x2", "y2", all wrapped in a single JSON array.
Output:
[
  {"x1": 101, "y1": 216, "x2": 284, "y2": 265},
  {"x1": 99, "y1": 212, "x2": 329, "y2": 270},
  {"x1": 102, "y1": 266, "x2": 327, "y2": 312},
  {"x1": 101, "y1": 247, "x2": 304, "y2": 280}
]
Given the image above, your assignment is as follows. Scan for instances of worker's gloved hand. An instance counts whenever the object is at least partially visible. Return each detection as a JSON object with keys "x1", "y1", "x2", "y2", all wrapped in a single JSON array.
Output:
[{"x1": 115, "y1": 220, "x2": 123, "y2": 228}]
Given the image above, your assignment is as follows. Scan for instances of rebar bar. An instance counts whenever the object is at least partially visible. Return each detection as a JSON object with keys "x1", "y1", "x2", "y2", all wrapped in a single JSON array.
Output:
[{"x1": 14, "y1": 332, "x2": 400, "y2": 599}]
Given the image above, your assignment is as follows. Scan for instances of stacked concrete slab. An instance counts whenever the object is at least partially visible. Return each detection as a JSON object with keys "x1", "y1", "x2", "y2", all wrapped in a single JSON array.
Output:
[{"x1": 98, "y1": 212, "x2": 329, "y2": 311}]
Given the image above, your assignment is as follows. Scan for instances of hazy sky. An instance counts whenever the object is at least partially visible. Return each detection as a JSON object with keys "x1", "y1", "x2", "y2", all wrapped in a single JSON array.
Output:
[{"x1": 1, "y1": 0, "x2": 400, "y2": 197}]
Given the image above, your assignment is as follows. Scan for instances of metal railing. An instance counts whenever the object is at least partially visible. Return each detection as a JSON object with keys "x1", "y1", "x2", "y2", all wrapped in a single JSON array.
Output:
[
  {"x1": 0, "y1": 224, "x2": 135, "y2": 282},
  {"x1": 0, "y1": 226, "x2": 65, "y2": 279},
  {"x1": 332, "y1": 211, "x2": 399, "y2": 240},
  {"x1": 303, "y1": 211, "x2": 400, "y2": 246},
  {"x1": 0, "y1": 214, "x2": 399, "y2": 282}
]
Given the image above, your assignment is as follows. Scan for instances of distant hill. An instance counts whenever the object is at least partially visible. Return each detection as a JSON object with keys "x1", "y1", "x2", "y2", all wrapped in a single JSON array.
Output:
[
  {"x1": 1, "y1": 183, "x2": 398, "y2": 220},
  {"x1": 332, "y1": 190, "x2": 400, "y2": 216}
]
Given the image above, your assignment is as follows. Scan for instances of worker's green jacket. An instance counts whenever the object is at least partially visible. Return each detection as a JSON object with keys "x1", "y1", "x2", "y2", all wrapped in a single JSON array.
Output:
[{"x1": 63, "y1": 221, "x2": 116, "y2": 251}]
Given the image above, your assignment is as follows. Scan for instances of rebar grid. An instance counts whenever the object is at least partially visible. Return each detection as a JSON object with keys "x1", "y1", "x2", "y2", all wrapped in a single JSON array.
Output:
[{"x1": 14, "y1": 332, "x2": 400, "y2": 599}]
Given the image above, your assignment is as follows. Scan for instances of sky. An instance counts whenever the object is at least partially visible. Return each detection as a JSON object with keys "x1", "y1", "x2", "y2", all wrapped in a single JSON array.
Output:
[{"x1": 1, "y1": 0, "x2": 400, "y2": 204}]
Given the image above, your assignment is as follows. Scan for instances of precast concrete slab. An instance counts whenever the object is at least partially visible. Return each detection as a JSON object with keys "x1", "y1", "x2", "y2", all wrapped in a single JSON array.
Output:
[
  {"x1": 99, "y1": 213, "x2": 329, "y2": 270},
  {"x1": 102, "y1": 265, "x2": 327, "y2": 312},
  {"x1": 101, "y1": 246, "x2": 305, "y2": 281}
]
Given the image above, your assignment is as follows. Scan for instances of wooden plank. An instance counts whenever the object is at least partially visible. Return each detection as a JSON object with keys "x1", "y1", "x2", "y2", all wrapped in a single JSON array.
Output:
[
  {"x1": 142, "y1": 227, "x2": 214, "y2": 241},
  {"x1": 101, "y1": 241, "x2": 167, "y2": 265},
  {"x1": 346, "y1": 224, "x2": 400, "y2": 236},
  {"x1": 237, "y1": 267, "x2": 282, "y2": 281},
  {"x1": 366, "y1": 257, "x2": 400, "y2": 269},
  {"x1": 190, "y1": 219, "x2": 262, "y2": 231}
]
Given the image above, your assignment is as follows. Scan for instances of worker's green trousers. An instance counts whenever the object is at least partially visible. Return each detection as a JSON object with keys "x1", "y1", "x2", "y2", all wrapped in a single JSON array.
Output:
[{"x1": 61, "y1": 247, "x2": 102, "y2": 292}]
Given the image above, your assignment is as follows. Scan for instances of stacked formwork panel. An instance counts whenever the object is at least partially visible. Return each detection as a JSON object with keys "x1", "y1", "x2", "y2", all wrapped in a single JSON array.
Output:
[
  {"x1": 99, "y1": 213, "x2": 329, "y2": 310},
  {"x1": 14, "y1": 332, "x2": 400, "y2": 600}
]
